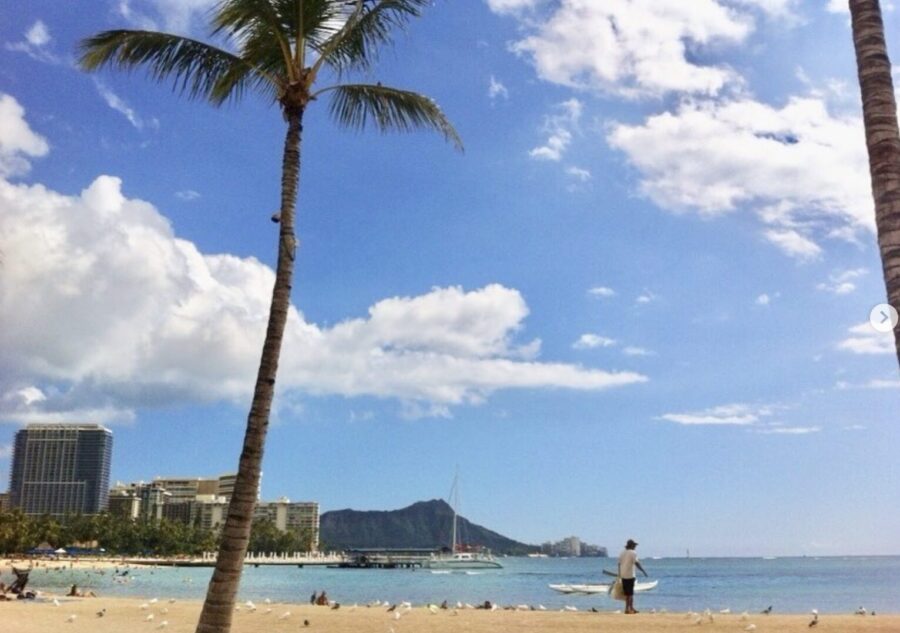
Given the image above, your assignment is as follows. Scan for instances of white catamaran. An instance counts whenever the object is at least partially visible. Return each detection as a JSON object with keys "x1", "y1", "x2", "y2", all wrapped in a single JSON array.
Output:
[{"x1": 421, "y1": 474, "x2": 502, "y2": 570}]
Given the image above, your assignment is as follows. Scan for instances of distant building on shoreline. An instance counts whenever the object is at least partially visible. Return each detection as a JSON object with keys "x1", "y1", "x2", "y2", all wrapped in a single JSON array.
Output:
[
  {"x1": 541, "y1": 536, "x2": 607, "y2": 558},
  {"x1": 108, "y1": 474, "x2": 319, "y2": 550},
  {"x1": 8, "y1": 423, "x2": 113, "y2": 516}
]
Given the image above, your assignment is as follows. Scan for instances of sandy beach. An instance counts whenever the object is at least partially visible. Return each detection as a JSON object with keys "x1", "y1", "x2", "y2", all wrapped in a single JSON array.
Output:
[{"x1": 1, "y1": 596, "x2": 896, "y2": 633}]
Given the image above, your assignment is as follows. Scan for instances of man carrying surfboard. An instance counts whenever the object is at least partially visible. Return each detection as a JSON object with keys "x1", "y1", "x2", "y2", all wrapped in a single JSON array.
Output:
[{"x1": 618, "y1": 539, "x2": 648, "y2": 614}]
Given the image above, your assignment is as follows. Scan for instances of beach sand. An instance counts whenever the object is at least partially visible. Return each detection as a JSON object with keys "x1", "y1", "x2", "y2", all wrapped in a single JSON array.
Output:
[{"x1": 1, "y1": 596, "x2": 896, "y2": 633}]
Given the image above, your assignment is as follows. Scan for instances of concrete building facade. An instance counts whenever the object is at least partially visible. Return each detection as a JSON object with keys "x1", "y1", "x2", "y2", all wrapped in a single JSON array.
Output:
[{"x1": 8, "y1": 424, "x2": 113, "y2": 516}]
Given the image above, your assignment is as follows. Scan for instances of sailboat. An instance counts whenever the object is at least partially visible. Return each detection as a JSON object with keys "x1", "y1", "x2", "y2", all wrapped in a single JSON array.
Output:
[{"x1": 421, "y1": 473, "x2": 502, "y2": 570}]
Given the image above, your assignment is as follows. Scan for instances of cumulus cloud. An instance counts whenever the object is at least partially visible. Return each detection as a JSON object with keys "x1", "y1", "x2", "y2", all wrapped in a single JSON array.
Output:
[
  {"x1": 837, "y1": 323, "x2": 896, "y2": 355},
  {"x1": 494, "y1": 0, "x2": 753, "y2": 98},
  {"x1": 530, "y1": 98, "x2": 582, "y2": 161},
  {"x1": 608, "y1": 96, "x2": 872, "y2": 258},
  {"x1": 755, "y1": 425, "x2": 820, "y2": 435},
  {"x1": 756, "y1": 293, "x2": 771, "y2": 306},
  {"x1": 0, "y1": 108, "x2": 647, "y2": 421},
  {"x1": 573, "y1": 334, "x2": 617, "y2": 349},
  {"x1": 623, "y1": 346, "x2": 654, "y2": 356},
  {"x1": 0, "y1": 94, "x2": 50, "y2": 178},
  {"x1": 176, "y1": 189, "x2": 201, "y2": 201},
  {"x1": 658, "y1": 403, "x2": 774, "y2": 426},
  {"x1": 817, "y1": 268, "x2": 867, "y2": 295}
]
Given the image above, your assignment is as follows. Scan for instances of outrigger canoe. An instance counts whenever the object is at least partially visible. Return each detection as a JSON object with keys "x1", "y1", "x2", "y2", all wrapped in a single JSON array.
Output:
[{"x1": 548, "y1": 580, "x2": 658, "y2": 594}]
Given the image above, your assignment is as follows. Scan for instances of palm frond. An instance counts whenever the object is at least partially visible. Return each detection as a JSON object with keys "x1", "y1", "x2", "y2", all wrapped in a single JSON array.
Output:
[
  {"x1": 322, "y1": 83, "x2": 462, "y2": 149},
  {"x1": 78, "y1": 30, "x2": 277, "y2": 105},
  {"x1": 321, "y1": 0, "x2": 429, "y2": 74},
  {"x1": 212, "y1": 0, "x2": 296, "y2": 79}
]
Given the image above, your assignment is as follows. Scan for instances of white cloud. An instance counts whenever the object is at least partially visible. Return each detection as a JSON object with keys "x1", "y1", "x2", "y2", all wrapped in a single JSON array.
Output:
[
  {"x1": 658, "y1": 403, "x2": 769, "y2": 426},
  {"x1": 608, "y1": 96, "x2": 872, "y2": 258},
  {"x1": 486, "y1": 0, "x2": 541, "y2": 13},
  {"x1": 565, "y1": 166, "x2": 592, "y2": 181},
  {"x1": 94, "y1": 81, "x2": 146, "y2": 130},
  {"x1": 573, "y1": 334, "x2": 617, "y2": 349},
  {"x1": 825, "y1": 0, "x2": 846, "y2": 12},
  {"x1": 763, "y1": 228, "x2": 822, "y2": 259},
  {"x1": 488, "y1": 75, "x2": 509, "y2": 101},
  {"x1": 635, "y1": 291, "x2": 657, "y2": 304},
  {"x1": 5, "y1": 20, "x2": 61, "y2": 64},
  {"x1": 756, "y1": 293, "x2": 771, "y2": 305},
  {"x1": 118, "y1": 0, "x2": 218, "y2": 34},
  {"x1": 623, "y1": 346, "x2": 654, "y2": 356},
  {"x1": 817, "y1": 268, "x2": 867, "y2": 295},
  {"x1": 0, "y1": 134, "x2": 647, "y2": 420},
  {"x1": 837, "y1": 322, "x2": 896, "y2": 355},
  {"x1": 496, "y1": 0, "x2": 753, "y2": 98},
  {"x1": 0, "y1": 443, "x2": 12, "y2": 459},
  {"x1": 588, "y1": 286, "x2": 616, "y2": 298},
  {"x1": 756, "y1": 425, "x2": 821, "y2": 435},
  {"x1": 733, "y1": 0, "x2": 797, "y2": 17},
  {"x1": 836, "y1": 377, "x2": 900, "y2": 390},
  {"x1": 0, "y1": 94, "x2": 49, "y2": 178},
  {"x1": 530, "y1": 99, "x2": 582, "y2": 161},
  {"x1": 176, "y1": 189, "x2": 201, "y2": 201}
]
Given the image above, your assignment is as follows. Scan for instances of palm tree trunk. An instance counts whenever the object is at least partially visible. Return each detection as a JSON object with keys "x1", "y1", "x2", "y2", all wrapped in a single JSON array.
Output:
[
  {"x1": 195, "y1": 105, "x2": 304, "y2": 633},
  {"x1": 850, "y1": 0, "x2": 900, "y2": 367}
]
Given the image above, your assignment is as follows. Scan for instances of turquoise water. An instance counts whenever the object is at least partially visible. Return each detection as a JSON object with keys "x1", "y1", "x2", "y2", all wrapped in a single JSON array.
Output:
[{"x1": 23, "y1": 556, "x2": 900, "y2": 614}]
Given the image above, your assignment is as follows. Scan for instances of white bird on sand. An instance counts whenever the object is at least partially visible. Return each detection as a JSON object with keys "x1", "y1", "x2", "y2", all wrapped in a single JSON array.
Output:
[
  {"x1": 692, "y1": 615, "x2": 703, "y2": 625},
  {"x1": 464, "y1": 603, "x2": 474, "y2": 610},
  {"x1": 278, "y1": 611, "x2": 291, "y2": 620},
  {"x1": 490, "y1": 603, "x2": 499, "y2": 612},
  {"x1": 720, "y1": 608, "x2": 731, "y2": 614},
  {"x1": 161, "y1": 607, "x2": 168, "y2": 614},
  {"x1": 740, "y1": 611, "x2": 750, "y2": 621},
  {"x1": 149, "y1": 598, "x2": 159, "y2": 604},
  {"x1": 393, "y1": 611, "x2": 402, "y2": 620},
  {"x1": 745, "y1": 625, "x2": 757, "y2": 631},
  {"x1": 537, "y1": 605, "x2": 547, "y2": 611},
  {"x1": 145, "y1": 613, "x2": 155, "y2": 622},
  {"x1": 66, "y1": 615, "x2": 77, "y2": 623},
  {"x1": 53, "y1": 598, "x2": 61, "y2": 607},
  {"x1": 263, "y1": 598, "x2": 272, "y2": 604},
  {"x1": 246, "y1": 600, "x2": 256, "y2": 609},
  {"x1": 140, "y1": 603, "x2": 150, "y2": 610},
  {"x1": 156, "y1": 621, "x2": 168, "y2": 630},
  {"x1": 428, "y1": 605, "x2": 439, "y2": 614},
  {"x1": 563, "y1": 605, "x2": 577, "y2": 612}
]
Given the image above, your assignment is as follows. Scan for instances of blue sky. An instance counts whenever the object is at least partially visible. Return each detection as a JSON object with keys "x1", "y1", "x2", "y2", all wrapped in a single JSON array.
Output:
[{"x1": 1, "y1": 0, "x2": 898, "y2": 557}]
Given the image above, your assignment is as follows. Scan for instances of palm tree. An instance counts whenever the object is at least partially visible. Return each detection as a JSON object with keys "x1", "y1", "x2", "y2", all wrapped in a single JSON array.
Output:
[
  {"x1": 848, "y1": 0, "x2": 900, "y2": 367},
  {"x1": 78, "y1": 2, "x2": 460, "y2": 631}
]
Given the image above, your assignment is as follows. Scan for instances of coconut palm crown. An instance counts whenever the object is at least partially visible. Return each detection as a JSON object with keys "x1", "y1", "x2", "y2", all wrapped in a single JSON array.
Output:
[{"x1": 79, "y1": 2, "x2": 460, "y2": 633}]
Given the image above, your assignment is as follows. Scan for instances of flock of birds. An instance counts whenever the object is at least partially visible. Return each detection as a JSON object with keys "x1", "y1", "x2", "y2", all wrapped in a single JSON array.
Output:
[{"x1": 49, "y1": 593, "x2": 882, "y2": 629}]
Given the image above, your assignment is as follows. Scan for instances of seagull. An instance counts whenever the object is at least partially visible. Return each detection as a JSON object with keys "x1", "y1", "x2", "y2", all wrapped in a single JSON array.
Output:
[
  {"x1": 264, "y1": 598, "x2": 272, "y2": 604},
  {"x1": 393, "y1": 611, "x2": 402, "y2": 620},
  {"x1": 66, "y1": 615, "x2": 77, "y2": 623},
  {"x1": 563, "y1": 605, "x2": 577, "y2": 612},
  {"x1": 428, "y1": 605, "x2": 439, "y2": 614},
  {"x1": 331, "y1": 602, "x2": 340, "y2": 610},
  {"x1": 745, "y1": 625, "x2": 757, "y2": 631},
  {"x1": 740, "y1": 611, "x2": 750, "y2": 621},
  {"x1": 278, "y1": 611, "x2": 291, "y2": 620},
  {"x1": 720, "y1": 608, "x2": 731, "y2": 614},
  {"x1": 96, "y1": 608, "x2": 106, "y2": 617},
  {"x1": 761, "y1": 605, "x2": 773, "y2": 615},
  {"x1": 140, "y1": 603, "x2": 150, "y2": 610},
  {"x1": 161, "y1": 608, "x2": 168, "y2": 614},
  {"x1": 155, "y1": 621, "x2": 168, "y2": 630},
  {"x1": 53, "y1": 599, "x2": 61, "y2": 607},
  {"x1": 246, "y1": 600, "x2": 256, "y2": 611},
  {"x1": 855, "y1": 606, "x2": 867, "y2": 615},
  {"x1": 150, "y1": 598, "x2": 159, "y2": 604},
  {"x1": 537, "y1": 605, "x2": 546, "y2": 611},
  {"x1": 146, "y1": 613, "x2": 155, "y2": 622}
]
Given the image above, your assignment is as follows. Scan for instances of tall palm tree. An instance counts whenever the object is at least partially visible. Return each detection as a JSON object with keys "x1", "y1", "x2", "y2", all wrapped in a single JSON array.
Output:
[
  {"x1": 79, "y1": 2, "x2": 460, "y2": 632},
  {"x1": 848, "y1": 0, "x2": 900, "y2": 367}
]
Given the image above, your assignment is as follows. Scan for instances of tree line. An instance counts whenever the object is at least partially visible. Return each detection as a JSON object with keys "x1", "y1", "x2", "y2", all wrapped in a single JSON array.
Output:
[{"x1": 0, "y1": 511, "x2": 315, "y2": 557}]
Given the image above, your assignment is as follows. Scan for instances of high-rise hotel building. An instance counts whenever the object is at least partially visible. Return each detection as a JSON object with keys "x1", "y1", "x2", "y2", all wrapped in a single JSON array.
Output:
[{"x1": 8, "y1": 424, "x2": 113, "y2": 516}]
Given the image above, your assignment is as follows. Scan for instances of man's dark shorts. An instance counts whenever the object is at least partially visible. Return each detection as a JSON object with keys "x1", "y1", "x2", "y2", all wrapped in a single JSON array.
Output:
[{"x1": 621, "y1": 578, "x2": 635, "y2": 596}]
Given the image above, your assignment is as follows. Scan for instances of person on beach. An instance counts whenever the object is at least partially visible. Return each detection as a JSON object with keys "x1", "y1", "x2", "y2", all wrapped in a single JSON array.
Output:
[
  {"x1": 310, "y1": 591, "x2": 317, "y2": 605},
  {"x1": 618, "y1": 539, "x2": 647, "y2": 614},
  {"x1": 316, "y1": 590, "x2": 328, "y2": 606}
]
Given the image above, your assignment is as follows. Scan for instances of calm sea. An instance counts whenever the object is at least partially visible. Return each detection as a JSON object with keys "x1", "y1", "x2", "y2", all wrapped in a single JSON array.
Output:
[{"x1": 23, "y1": 556, "x2": 900, "y2": 614}]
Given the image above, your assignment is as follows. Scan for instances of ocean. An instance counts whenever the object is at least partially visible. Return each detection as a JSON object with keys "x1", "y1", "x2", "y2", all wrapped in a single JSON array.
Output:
[{"x1": 22, "y1": 555, "x2": 900, "y2": 614}]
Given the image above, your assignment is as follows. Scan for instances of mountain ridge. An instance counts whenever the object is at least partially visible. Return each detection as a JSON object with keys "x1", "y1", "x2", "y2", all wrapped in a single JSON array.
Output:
[{"x1": 319, "y1": 499, "x2": 538, "y2": 555}]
